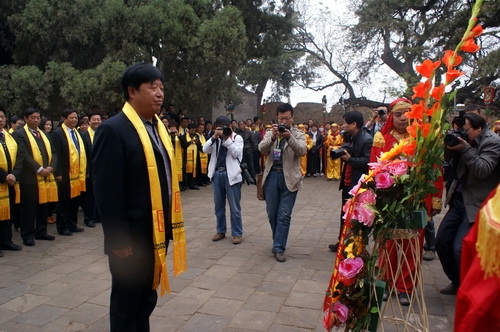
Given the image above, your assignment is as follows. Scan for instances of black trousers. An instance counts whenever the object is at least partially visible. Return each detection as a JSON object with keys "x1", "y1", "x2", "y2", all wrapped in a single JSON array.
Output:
[
  {"x1": 56, "y1": 181, "x2": 80, "y2": 232},
  {"x1": 108, "y1": 248, "x2": 164, "y2": 332},
  {"x1": 338, "y1": 185, "x2": 353, "y2": 241},
  {"x1": 83, "y1": 178, "x2": 98, "y2": 223},
  {"x1": 20, "y1": 183, "x2": 49, "y2": 241}
]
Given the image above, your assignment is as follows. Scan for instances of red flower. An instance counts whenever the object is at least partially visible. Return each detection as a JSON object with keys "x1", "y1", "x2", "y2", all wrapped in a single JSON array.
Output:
[
  {"x1": 412, "y1": 80, "x2": 431, "y2": 99},
  {"x1": 446, "y1": 70, "x2": 465, "y2": 84},
  {"x1": 427, "y1": 102, "x2": 440, "y2": 117},
  {"x1": 467, "y1": 24, "x2": 484, "y2": 39},
  {"x1": 442, "y1": 50, "x2": 462, "y2": 69},
  {"x1": 431, "y1": 84, "x2": 445, "y2": 101},
  {"x1": 407, "y1": 121, "x2": 419, "y2": 138},
  {"x1": 402, "y1": 141, "x2": 416, "y2": 156},
  {"x1": 461, "y1": 38, "x2": 480, "y2": 52},
  {"x1": 415, "y1": 59, "x2": 441, "y2": 78},
  {"x1": 421, "y1": 123, "x2": 431, "y2": 137},
  {"x1": 406, "y1": 101, "x2": 425, "y2": 120}
]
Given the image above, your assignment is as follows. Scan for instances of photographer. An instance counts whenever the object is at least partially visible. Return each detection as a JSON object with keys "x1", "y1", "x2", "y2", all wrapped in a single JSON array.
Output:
[
  {"x1": 329, "y1": 111, "x2": 373, "y2": 253},
  {"x1": 203, "y1": 116, "x2": 244, "y2": 245},
  {"x1": 364, "y1": 105, "x2": 388, "y2": 136},
  {"x1": 436, "y1": 112, "x2": 500, "y2": 296},
  {"x1": 259, "y1": 103, "x2": 307, "y2": 262}
]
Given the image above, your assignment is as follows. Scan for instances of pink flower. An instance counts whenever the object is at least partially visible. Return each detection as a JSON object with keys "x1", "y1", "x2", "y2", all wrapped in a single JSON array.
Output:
[
  {"x1": 339, "y1": 257, "x2": 364, "y2": 279},
  {"x1": 385, "y1": 161, "x2": 408, "y2": 177},
  {"x1": 348, "y1": 183, "x2": 361, "y2": 196},
  {"x1": 355, "y1": 204, "x2": 376, "y2": 227},
  {"x1": 375, "y1": 172, "x2": 395, "y2": 189},
  {"x1": 342, "y1": 199, "x2": 354, "y2": 218},
  {"x1": 333, "y1": 302, "x2": 349, "y2": 324},
  {"x1": 357, "y1": 190, "x2": 376, "y2": 205}
]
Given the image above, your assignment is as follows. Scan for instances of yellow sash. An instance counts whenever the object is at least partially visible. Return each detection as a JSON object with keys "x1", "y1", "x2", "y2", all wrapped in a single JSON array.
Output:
[
  {"x1": 23, "y1": 127, "x2": 58, "y2": 203},
  {"x1": 172, "y1": 135, "x2": 183, "y2": 182},
  {"x1": 184, "y1": 132, "x2": 197, "y2": 176},
  {"x1": 197, "y1": 133, "x2": 208, "y2": 174},
  {"x1": 477, "y1": 185, "x2": 500, "y2": 278},
  {"x1": 87, "y1": 127, "x2": 95, "y2": 144},
  {"x1": 122, "y1": 102, "x2": 186, "y2": 295},
  {"x1": 61, "y1": 124, "x2": 87, "y2": 198},
  {"x1": 0, "y1": 131, "x2": 19, "y2": 220}
]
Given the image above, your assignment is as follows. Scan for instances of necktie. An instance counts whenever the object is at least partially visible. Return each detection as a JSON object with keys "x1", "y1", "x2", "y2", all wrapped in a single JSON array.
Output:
[
  {"x1": 70, "y1": 129, "x2": 80, "y2": 152},
  {"x1": 33, "y1": 130, "x2": 41, "y2": 139}
]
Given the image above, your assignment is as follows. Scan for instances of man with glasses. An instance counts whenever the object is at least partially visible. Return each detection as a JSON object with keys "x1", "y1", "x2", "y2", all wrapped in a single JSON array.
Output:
[
  {"x1": 259, "y1": 103, "x2": 307, "y2": 262},
  {"x1": 437, "y1": 112, "x2": 500, "y2": 296},
  {"x1": 365, "y1": 105, "x2": 388, "y2": 136}
]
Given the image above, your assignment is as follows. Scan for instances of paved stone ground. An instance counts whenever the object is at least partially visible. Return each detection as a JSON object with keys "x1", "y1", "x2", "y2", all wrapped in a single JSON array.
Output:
[{"x1": 0, "y1": 177, "x2": 455, "y2": 331}]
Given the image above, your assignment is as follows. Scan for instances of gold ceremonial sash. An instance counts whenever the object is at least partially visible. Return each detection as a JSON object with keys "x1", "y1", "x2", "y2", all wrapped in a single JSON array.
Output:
[
  {"x1": 61, "y1": 124, "x2": 86, "y2": 198},
  {"x1": 0, "y1": 131, "x2": 19, "y2": 220}
]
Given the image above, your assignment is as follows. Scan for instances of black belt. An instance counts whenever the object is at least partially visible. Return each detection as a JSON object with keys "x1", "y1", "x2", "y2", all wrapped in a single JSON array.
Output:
[
  {"x1": 216, "y1": 167, "x2": 226, "y2": 172},
  {"x1": 271, "y1": 166, "x2": 283, "y2": 172}
]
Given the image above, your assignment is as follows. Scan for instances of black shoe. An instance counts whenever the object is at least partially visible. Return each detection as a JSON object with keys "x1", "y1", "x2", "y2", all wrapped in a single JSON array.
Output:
[
  {"x1": 189, "y1": 186, "x2": 200, "y2": 190},
  {"x1": 383, "y1": 289, "x2": 389, "y2": 301},
  {"x1": 0, "y1": 243, "x2": 22, "y2": 251},
  {"x1": 35, "y1": 234, "x2": 55, "y2": 241},
  {"x1": 398, "y1": 292, "x2": 410, "y2": 306},
  {"x1": 85, "y1": 221, "x2": 96, "y2": 228},
  {"x1": 329, "y1": 243, "x2": 339, "y2": 252},
  {"x1": 440, "y1": 283, "x2": 458, "y2": 295},
  {"x1": 0, "y1": 250, "x2": 3, "y2": 257},
  {"x1": 58, "y1": 229, "x2": 73, "y2": 236},
  {"x1": 274, "y1": 252, "x2": 286, "y2": 262},
  {"x1": 69, "y1": 226, "x2": 84, "y2": 233},
  {"x1": 180, "y1": 187, "x2": 187, "y2": 192},
  {"x1": 23, "y1": 239, "x2": 35, "y2": 246}
]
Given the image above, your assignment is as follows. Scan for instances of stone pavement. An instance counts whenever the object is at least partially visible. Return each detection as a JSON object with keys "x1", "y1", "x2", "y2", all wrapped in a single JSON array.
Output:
[{"x1": 0, "y1": 177, "x2": 455, "y2": 331}]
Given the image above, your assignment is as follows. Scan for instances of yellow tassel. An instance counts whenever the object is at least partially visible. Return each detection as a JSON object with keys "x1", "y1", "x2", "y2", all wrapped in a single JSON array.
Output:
[
  {"x1": 14, "y1": 183, "x2": 20, "y2": 204},
  {"x1": 173, "y1": 240, "x2": 187, "y2": 275},
  {"x1": 0, "y1": 206, "x2": 10, "y2": 221},
  {"x1": 160, "y1": 264, "x2": 170, "y2": 296}
]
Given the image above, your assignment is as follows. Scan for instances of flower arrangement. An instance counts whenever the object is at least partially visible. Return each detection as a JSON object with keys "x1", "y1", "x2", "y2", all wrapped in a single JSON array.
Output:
[{"x1": 323, "y1": 1, "x2": 485, "y2": 330}]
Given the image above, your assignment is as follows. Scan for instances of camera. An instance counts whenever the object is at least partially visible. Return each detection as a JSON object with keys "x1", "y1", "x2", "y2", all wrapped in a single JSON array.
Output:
[
  {"x1": 444, "y1": 128, "x2": 468, "y2": 147},
  {"x1": 330, "y1": 145, "x2": 352, "y2": 160},
  {"x1": 240, "y1": 162, "x2": 255, "y2": 185},
  {"x1": 222, "y1": 125, "x2": 232, "y2": 137},
  {"x1": 278, "y1": 124, "x2": 290, "y2": 133},
  {"x1": 378, "y1": 109, "x2": 386, "y2": 116}
]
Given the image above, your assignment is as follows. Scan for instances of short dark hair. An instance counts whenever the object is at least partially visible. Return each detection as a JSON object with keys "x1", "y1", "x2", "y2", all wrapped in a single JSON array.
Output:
[
  {"x1": 276, "y1": 103, "x2": 294, "y2": 115},
  {"x1": 464, "y1": 112, "x2": 486, "y2": 130},
  {"x1": 187, "y1": 123, "x2": 197, "y2": 130},
  {"x1": 10, "y1": 114, "x2": 21, "y2": 124},
  {"x1": 24, "y1": 107, "x2": 40, "y2": 118},
  {"x1": 121, "y1": 63, "x2": 164, "y2": 101},
  {"x1": 205, "y1": 120, "x2": 212, "y2": 125},
  {"x1": 464, "y1": 104, "x2": 481, "y2": 114},
  {"x1": 160, "y1": 115, "x2": 169, "y2": 121},
  {"x1": 343, "y1": 111, "x2": 364, "y2": 128},
  {"x1": 88, "y1": 112, "x2": 101, "y2": 121},
  {"x1": 253, "y1": 116, "x2": 260, "y2": 122},
  {"x1": 62, "y1": 108, "x2": 77, "y2": 119}
]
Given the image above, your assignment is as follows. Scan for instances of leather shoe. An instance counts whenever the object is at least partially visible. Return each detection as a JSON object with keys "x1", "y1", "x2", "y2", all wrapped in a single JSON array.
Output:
[
  {"x1": 274, "y1": 252, "x2": 286, "y2": 262},
  {"x1": 329, "y1": 243, "x2": 339, "y2": 252},
  {"x1": 423, "y1": 250, "x2": 435, "y2": 261},
  {"x1": 85, "y1": 221, "x2": 96, "y2": 228},
  {"x1": 0, "y1": 243, "x2": 22, "y2": 251},
  {"x1": 35, "y1": 234, "x2": 55, "y2": 241},
  {"x1": 189, "y1": 186, "x2": 200, "y2": 190},
  {"x1": 398, "y1": 292, "x2": 410, "y2": 306},
  {"x1": 232, "y1": 236, "x2": 242, "y2": 245},
  {"x1": 212, "y1": 233, "x2": 225, "y2": 241},
  {"x1": 23, "y1": 239, "x2": 35, "y2": 247},
  {"x1": 0, "y1": 250, "x2": 3, "y2": 257},
  {"x1": 69, "y1": 226, "x2": 84, "y2": 233},
  {"x1": 440, "y1": 283, "x2": 458, "y2": 295},
  {"x1": 58, "y1": 229, "x2": 73, "y2": 236}
]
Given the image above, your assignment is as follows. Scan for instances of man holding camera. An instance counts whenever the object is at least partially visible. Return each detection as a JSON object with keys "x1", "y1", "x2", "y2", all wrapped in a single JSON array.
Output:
[
  {"x1": 329, "y1": 111, "x2": 373, "y2": 252},
  {"x1": 203, "y1": 116, "x2": 244, "y2": 245},
  {"x1": 365, "y1": 105, "x2": 388, "y2": 136},
  {"x1": 259, "y1": 103, "x2": 307, "y2": 262},
  {"x1": 436, "y1": 112, "x2": 500, "y2": 295}
]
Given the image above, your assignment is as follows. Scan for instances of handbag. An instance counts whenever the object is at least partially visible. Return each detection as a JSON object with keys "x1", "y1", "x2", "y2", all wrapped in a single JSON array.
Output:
[{"x1": 256, "y1": 172, "x2": 265, "y2": 200}]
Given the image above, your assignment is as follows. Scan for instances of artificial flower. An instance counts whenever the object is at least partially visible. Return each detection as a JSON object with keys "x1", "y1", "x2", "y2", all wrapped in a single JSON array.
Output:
[
  {"x1": 467, "y1": 23, "x2": 483, "y2": 39},
  {"x1": 401, "y1": 140, "x2": 416, "y2": 156},
  {"x1": 407, "y1": 121, "x2": 420, "y2": 138},
  {"x1": 353, "y1": 204, "x2": 376, "y2": 227},
  {"x1": 405, "y1": 101, "x2": 424, "y2": 120},
  {"x1": 357, "y1": 189, "x2": 377, "y2": 205},
  {"x1": 339, "y1": 257, "x2": 364, "y2": 279},
  {"x1": 445, "y1": 69, "x2": 465, "y2": 84},
  {"x1": 431, "y1": 84, "x2": 445, "y2": 102},
  {"x1": 333, "y1": 302, "x2": 349, "y2": 324},
  {"x1": 415, "y1": 59, "x2": 441, "y2": 78},
  {"x1": 385, "y1": 160, "x2": 408, "y2": 177},
  {"x1": 412, "y1": 80, "x2": 431, "y2": 99},
  {"x1": 461, "y1": 38, "x2": 480, "y2": 52},
  {"x1": 380, "y1": 143, "x2": 403, "y2": 161},
  {"x1": 427, "y1": 102, "x2": 441, "y2": 117},
  {"x1": 374, "y1": 172, "x2": 395, "y2": 189},
  {"x1": 442, "y1": 50, "x2": 462, "y2": 69},
  {"x1": 421, "y1": 123, "x2": 431, "y2": 137}
]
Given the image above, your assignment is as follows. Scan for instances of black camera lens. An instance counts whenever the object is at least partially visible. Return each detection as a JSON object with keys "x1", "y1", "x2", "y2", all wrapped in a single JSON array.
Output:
[
  {"x1": 378, "y1": 109, "x2": 386, "y2": 116},
  {"x1": 330, "y1": 148, "x2": 346, "y2": 160},
  {"x1": 444, "y1": 128, "x2": 468, "y2": 147},
  {"x1": 278, "y1": 124, "x2": 289, "y2": 133},
  {"x1": 222, "y1": 126, "x2": 232, "y2": 137}
]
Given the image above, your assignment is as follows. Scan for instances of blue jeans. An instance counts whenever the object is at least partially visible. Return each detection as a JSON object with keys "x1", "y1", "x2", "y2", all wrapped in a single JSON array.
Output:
[
  {"x1": 264, "y1": 171, "x2": 298, "y2": 253},
  {"x1": 212, "y1": 171, "x2": 242, "y2": 237}
]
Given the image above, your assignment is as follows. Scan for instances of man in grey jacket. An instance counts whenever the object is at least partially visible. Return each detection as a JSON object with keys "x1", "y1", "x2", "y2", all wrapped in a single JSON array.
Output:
[
  {"x1": 259, "y1": 103, "x2": 307, "y2": 262},
  {"x1": 436, "y1": 112, "x2": 500, "y2": 295}
]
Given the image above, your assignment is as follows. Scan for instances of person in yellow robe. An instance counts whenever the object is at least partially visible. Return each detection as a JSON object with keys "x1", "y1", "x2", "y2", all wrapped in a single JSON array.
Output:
[
  {"x1": 298, "y1": 124, "x2": 313, "y2": 176},
  {"x1": 324, "y1": 123, "x2": 343, "y2": 181}
]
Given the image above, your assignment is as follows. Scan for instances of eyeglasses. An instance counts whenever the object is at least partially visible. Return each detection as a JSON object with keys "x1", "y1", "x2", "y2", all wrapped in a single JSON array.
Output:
[{"x1": 277, "y1": 116, "x2": 292, "y2": 121}]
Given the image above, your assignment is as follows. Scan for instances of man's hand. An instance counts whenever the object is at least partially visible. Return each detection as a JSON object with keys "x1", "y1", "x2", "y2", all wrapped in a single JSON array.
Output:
[
  {"x1": 39, "y1": 168, "x2": 49, "y2": 177},
  {"x1": 271, "y1": 125, "x2": 278, "y2": 141},
  {"x1": 446, "y1": 137, "x2": 468, "y2": 151},
  {"x1": 213, "y1": 128, "x2": 222, "y2": 139},
  {"x1": 278, "y1": 128, "x2": 291, "y2": 140},
  {"x1": 55, "y1": 175, "x2": 62, "y2": 182},
  {"x1": 6, "y1": 174, "x2": 16, "y2": 186},
  {"x1": 45, "y1": 166, "x2": 54, "y2": 174},
  {"x1": 112, "y1": 246, "x2": 133, "y2": 258},
  {"x1": 431, "y1": 209, "x2": 441, "y2": 217},
  {"x1": 340, "y1": 150, "x2": 351, "y2": 162}
]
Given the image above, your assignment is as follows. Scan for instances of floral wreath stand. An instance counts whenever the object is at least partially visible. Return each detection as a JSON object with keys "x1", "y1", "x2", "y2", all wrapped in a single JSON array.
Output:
[{"x1": 372, "y1": 228, "x2": 428, "y2": 332}]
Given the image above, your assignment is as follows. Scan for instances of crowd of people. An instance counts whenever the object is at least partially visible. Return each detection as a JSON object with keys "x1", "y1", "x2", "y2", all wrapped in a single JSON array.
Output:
[{"x1": 0, "y1": 62, "x2": 499, "y2": 330}]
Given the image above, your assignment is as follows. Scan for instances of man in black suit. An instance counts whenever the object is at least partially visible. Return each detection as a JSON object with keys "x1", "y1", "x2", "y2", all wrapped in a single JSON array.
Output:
[
  {"x1": 80, "y1": 112, "x2": 101, "y2": 228},
  {"x1": 93, "y1": 63, "x2": 185, "y2": 332},
  {"x1": 52, "y1": 108, "x2": 86, "y2": 236},
  {"x1": 13, "y1": 108, "x2": 57, "y2": 246}
]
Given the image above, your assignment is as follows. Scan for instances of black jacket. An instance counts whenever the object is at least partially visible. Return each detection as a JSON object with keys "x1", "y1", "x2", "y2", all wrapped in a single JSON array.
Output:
[{"x1": 340, "y1": 128, "x2": 373, "y2": 190}]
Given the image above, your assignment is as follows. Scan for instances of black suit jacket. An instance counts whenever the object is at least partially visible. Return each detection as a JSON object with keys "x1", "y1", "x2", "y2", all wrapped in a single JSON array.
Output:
[
  {"x1": 52, "y1": 127, "x2": 81, "y2": 184},
  {"x1": 13, "y1": 128, "x2": 57, "y2": 185},
  {"x1": 92, "y1": 112, "x2": 173, "y2": 256}
]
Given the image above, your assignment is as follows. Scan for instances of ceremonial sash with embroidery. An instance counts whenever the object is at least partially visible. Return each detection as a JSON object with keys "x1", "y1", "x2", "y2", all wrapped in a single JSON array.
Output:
[
  {"x1": 184, "y1": 133, "x2": 197, "y2": 176},
  {"x1": 122, "y1": 102, "x2": 186, "y2": 295},
  {"x1": 0, "y1": 131, "x2": 19, "y2": 220},
  {"x1": 24, "y1": 127, "x2": 58, "y2": 203},
  {"x1": 197, "y1": 133, "x2": 208, "y2": 174},
  {"x1": 61, "y1": 124, "x2": 86, "y2": 198}
]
